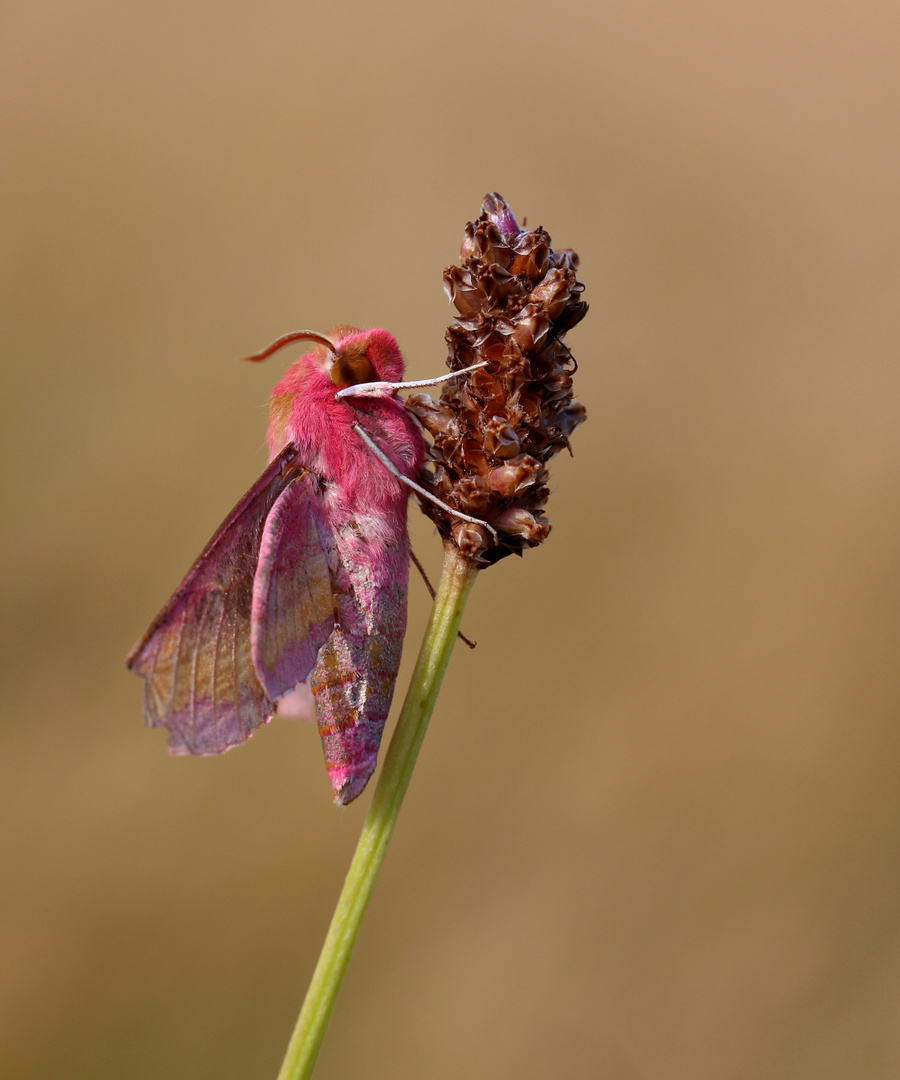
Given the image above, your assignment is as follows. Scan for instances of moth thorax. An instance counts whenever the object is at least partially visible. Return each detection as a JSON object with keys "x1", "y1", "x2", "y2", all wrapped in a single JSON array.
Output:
[{"x1": 330, "y1": 343, "x2": 376, "y2": 388}]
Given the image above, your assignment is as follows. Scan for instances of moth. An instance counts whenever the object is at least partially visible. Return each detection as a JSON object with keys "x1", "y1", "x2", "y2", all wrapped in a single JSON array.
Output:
[{"x1": 127, "y1": 326, "x2": 429, "y2": 805}]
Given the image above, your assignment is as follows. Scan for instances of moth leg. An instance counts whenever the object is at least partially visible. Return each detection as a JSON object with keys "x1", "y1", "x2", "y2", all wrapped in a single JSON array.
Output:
[
  {"x1": 352, "y1": 424, "x2": 499, "y2": 542},
  {"x1": 409, "y1": 547, "x2": 476, "y2": 650},
  {"x1": 334, "y1": 359, "x2": 488, "y2": 399},
  {"x1": 408, "y1": 546, "x2": 436, "y2": 600}
]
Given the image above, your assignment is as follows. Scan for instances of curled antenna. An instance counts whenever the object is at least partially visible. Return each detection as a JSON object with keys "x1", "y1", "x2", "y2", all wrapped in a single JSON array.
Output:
[{"x1": 242, "y1": 330, "x2": 337, "y2": 363}]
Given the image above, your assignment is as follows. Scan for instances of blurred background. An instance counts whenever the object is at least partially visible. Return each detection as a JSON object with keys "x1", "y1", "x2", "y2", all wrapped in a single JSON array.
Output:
[{"x1": 2, "y1": 1, "x2": 899, "y2": 1077}]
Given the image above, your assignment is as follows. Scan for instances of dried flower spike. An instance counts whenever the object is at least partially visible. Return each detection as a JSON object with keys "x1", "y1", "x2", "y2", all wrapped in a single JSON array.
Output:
[{"x1": 408, "y1": 193, "x2": 587, "y2": 565}]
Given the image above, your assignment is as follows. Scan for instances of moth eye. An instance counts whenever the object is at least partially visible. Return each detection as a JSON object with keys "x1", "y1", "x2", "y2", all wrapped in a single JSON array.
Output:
[{"x1": 330, "y1": 352, "x2": 377, "y2": 388}]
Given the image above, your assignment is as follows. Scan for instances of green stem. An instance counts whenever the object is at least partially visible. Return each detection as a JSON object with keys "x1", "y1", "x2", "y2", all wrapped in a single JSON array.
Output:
[{"x1": 276, "y1": 544, "x2": 479, "y2": 1080}]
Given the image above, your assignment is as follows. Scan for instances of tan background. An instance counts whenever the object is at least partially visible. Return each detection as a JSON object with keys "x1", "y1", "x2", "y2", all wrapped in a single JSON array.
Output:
[{"x1": 2, "y1": 2, "x2": 899, "y2": 1077}]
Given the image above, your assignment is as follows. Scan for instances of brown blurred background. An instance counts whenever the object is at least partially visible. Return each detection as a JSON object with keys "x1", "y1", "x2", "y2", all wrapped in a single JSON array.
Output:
[{"x1": 2, "y1": 2, "x2": 899, "y2": 1077}]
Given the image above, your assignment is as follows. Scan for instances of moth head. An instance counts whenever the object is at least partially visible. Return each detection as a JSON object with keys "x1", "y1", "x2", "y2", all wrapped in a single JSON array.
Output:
[
  {"x1": 329, "y1": 327, "x2": 405, "y2": 387},
  {"x1": 242, "y1": 326, "x2": 404, "y2": 387}
]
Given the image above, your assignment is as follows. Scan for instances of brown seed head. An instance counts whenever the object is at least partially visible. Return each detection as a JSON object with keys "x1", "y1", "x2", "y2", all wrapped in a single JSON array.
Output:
[{"x1": 408, "y1": 193, "x2": 587, "y2": 565}]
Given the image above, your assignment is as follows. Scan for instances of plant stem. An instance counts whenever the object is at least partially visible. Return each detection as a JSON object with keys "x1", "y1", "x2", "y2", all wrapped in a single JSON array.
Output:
[{"x1": 276, "y1": 544, "x2": 479, "y2": 1080}]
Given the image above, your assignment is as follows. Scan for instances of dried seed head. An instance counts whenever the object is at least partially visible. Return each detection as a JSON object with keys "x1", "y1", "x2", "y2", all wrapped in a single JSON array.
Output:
[{"x1": 408, "y1": 193, "x2": 587, "y2": 565}]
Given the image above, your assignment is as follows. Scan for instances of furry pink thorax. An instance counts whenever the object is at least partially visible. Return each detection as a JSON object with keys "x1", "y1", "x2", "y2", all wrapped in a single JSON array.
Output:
[{"x1": 266, "y1": 328, "x2": 425, "y2": 510}]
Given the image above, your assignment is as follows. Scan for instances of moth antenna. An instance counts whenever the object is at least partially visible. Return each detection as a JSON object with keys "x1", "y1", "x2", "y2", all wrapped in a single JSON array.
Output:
[
  {"x1": 335, "y1": 360, "x2": 488, "y2": 399},
  {"x1": 352, "y1": 424, "x2": 499, "y2": 543},
  {"x1": 409, "y1": 547, "x2": 476, "y2": 649},
  {"x1": 242, "y1": 330, "x2": 338, "y2": 363}
]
